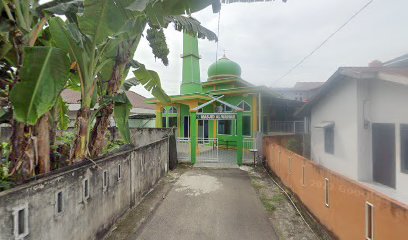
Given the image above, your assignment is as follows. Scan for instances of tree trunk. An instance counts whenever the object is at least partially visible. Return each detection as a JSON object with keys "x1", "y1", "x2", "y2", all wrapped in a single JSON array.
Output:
[
  {"x1": 89, "y1": 49, "x2": 129, "y2": 157},
  {"x1": 70, "y1": 107, "x2": 91, "y2": 162},
  {"x1": 89, "y1": 106, "x2": 113, "y2": 157},
  {"x1": 36, "y1": 114, "x2": 50, "y2": 174},
  {"x1": 9, "y1": 121, "x2": 35, "y2": 181}
]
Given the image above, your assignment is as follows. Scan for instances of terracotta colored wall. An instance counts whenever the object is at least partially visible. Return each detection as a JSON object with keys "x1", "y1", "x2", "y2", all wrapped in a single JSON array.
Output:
[{"x1": 264, "y1": 136, "x2": 408, "y2": 240}]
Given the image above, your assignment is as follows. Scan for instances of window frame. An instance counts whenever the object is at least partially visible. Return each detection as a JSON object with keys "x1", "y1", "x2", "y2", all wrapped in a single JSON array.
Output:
[
  {"x1": 103, "y1": 170, "x2": 108, "y2": 192},
  {"x1": 400, "y1": 124, "x2": 408, "y2": 173},
  {"x1": 118, "y1": 164, "x2": 122, "y2": 181},
  {"x1": 83, "y1": 178, "x2": 90, "y2": 202},
  {"x1": 238, "y1": 101, "x2": 251, "y2": 112},
  {"x1": 242, "y1": 115, "x2": 251, "y2": 136},
  {"x1": 218, "y1": 120, "x2": 233, "y2": 135},
  {"x1": 324, "y1": 178, "x2": 330, "y2": 207},
  {"x1": 13, "y1": 204, "x2": 29, "y2": 240},
  {"x1": 324, "y1": 126, "x2": 334, "y2": 154},
  {"x1": 55, "y1": 190, "x2": 64, "y2": 215},
  {"x1": 366, "y1": 202, "x2": 374, "y2": 240}
]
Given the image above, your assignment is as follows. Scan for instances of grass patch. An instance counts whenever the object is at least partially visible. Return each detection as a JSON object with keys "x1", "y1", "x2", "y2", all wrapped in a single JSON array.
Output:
[
  {"x1": 260, "y1": 193, "x2": 285, "y2": 212},
  {"x1": 251, "y1": 179, "x2": 264, "y2": 191}
]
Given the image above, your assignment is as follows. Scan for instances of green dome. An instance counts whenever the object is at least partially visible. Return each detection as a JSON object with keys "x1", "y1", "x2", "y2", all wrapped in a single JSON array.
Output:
[{"x1": 207, "y1": 55, "x2": 241, "y2": 79}]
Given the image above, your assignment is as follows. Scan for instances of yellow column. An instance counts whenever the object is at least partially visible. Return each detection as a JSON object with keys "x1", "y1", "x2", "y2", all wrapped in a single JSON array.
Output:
[
  {"x1": 252, "y1": 95, "x2": 258, "y2": 136},
  {"x1": 155, "y1": 105, "x2": 163, "y2": 128}
]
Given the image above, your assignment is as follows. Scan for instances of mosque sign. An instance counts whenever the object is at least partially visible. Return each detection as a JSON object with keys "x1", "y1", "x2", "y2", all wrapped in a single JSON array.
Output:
[{"x1": 196, "y1": 113, "x2": 236, "y2": 120}]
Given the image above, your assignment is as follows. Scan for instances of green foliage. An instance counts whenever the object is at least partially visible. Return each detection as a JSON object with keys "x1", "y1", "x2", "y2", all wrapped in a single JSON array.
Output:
[
  {"x1": 260, "y1": 193, "x2": 285, "y2": 212},
  {"x1": 56, "y1": 131, "x2": 76, "y2": 147},
  {"x1": 10, "y1": 46, "x2": 71, "y2": 125},
  {"x1": 0, "y1": 160, "x2": 11, "y2": 191},
  {"x1": 286, "y1": 138, "x2": 302, "y2": 155},
  {"x1": 113, "y1": 93, "x2": 132, "y2": 143},
  {"x1": 146, "y1": 25, "x2": 170, "y2": 66},
  {"x1": 103, "y1": 139, "x2": 127, "y2": 155},
  {"x1": 132, "y1": 61, "x2": 170, "y2": 103},
  {"x1": 121, "y1": 78, "x2": 139, "y2": 91},
  {"x1": 166, "y1": 16, "x2": 218, "y2": 41},
  {"x1": 56, "y1": 97, "x2": 70, "y2": 130},
  {"x1": 1, "y1": 142, "x2": 11, "y2": 160}
]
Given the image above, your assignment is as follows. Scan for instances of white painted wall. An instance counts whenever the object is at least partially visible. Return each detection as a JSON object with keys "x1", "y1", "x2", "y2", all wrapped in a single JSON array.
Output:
[
  {"x1": 310, "y1": 79, "x2": 359, "y2": 180},
  {"x1": 311, "y1": 77, "x2": 408, "y2": 204},
  {"x1": 359, "y1": 79, "x2": 408, "y2": 194}
]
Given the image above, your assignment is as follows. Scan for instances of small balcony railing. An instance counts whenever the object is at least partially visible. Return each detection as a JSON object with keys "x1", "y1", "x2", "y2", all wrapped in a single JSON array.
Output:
[{"x1": 269, "y1": 121, "x2": 306, "y2": 134}]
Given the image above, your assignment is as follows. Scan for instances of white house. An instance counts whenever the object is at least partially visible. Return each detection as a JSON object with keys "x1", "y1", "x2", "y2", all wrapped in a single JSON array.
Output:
[{"x1": 297, "y1": 60, "x2": 408, "y2": 204}]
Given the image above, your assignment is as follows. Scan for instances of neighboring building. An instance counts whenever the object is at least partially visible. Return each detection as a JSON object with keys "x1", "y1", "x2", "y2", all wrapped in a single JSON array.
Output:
[
  {"x1": 61, "y1": 89, "x2": 155, "y2": 128},
  {"x1": 297, "y1": 60, "x2": 408, "y2": 204},
  {"x1": 147, "y1": 33, "x2": 302, "y2": 164},
  {"x1": 271, "y1": 82, "x2": 324, "y2": 102}
]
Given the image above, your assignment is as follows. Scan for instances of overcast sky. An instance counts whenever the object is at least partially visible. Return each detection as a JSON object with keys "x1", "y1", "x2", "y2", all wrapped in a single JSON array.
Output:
[{"x1": 131, "y1": 0, "x2": 408, "y2": 97}]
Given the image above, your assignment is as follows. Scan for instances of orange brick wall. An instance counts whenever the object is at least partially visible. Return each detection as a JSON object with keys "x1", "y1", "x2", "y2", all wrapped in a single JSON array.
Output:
[{"x1": 264, "y1": 136, "x2": 408, "y2": 240}]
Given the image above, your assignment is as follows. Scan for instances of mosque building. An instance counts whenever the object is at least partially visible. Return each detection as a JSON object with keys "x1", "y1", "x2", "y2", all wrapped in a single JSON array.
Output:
[{"x1": 146, "y1": 33, "x2": 302, "y2": 165}]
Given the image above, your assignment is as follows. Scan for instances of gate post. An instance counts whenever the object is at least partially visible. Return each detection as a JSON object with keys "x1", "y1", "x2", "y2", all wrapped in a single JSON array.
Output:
[
  {"x1": 237, "y1": 111, "x2": 243, "y2": 166},
  {"x1": 155, "y1": 105, "x2": 163, "y2": 127},
  {"x1": 190, "y1": 111, "x2": 197, "y2": 164}
]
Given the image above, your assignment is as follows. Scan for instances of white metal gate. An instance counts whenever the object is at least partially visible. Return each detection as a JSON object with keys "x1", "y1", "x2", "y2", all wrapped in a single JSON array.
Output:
[
  {"x1": 243, "y1": 138, "x2": 257, "y2": 163},
  {"x1": 197, "y1": 138, "x2": 218, "y2": 162},
  {"x1": 176, "y1": 138, "x2": 191, "y2": 161}
]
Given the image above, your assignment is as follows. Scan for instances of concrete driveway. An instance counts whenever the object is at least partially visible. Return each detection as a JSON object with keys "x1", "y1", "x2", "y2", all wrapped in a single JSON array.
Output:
[{"x1": 134, "y1": 168, "x2": 278, "y2": 240}]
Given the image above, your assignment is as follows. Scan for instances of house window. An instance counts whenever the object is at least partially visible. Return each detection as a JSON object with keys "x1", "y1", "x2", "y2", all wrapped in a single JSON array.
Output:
[
  {"x1": 118, "y1": 164, "x2": 122, "y2": 180},
  {"x1": 324, "y1": 127, "x2": 334, "y2": 154},
  {"x1": 366, "y1": 202, "x2": 374, "y2": 240},
  {"x1": 218, "y1": 120, "x2": 232, "y2": 135},
  {"x1": 238, "y1": 101, "x2": 251, "y2": 112},
  {"x1": 400, "y1": 124, "x2": 408, "y2": 173},
  {"x1": 243, "y1": 116, "x2": 251, "y2": 136},
  {"x1": 324, "y1": 178, "x2": 329, "y2": 207},
  {"x1": 83, "y1": 178, "x2": 90, "y2": 201},
  {"x1": 56, "y1": 191, "x2": 63, "y2": 214},
  {"x1": 13, "y1": 204, "x2": 29, "y2": 239},
  {"x1": 103, "y1": 170, "x2": 108, "y2": 192}
]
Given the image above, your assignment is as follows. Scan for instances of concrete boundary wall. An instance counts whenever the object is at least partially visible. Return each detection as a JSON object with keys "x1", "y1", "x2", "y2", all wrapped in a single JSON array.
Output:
[
  {"x1": 0, "y1": 137, "x2": 169, "y2": 240},
  {"x1": 264, "y1": 136, "x2": 408, "y2": 240}
]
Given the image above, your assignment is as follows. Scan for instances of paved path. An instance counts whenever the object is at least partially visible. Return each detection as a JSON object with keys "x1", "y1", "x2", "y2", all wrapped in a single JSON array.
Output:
[{"x1": 134, "y1": 168, "x2": 278, "y2": 240}]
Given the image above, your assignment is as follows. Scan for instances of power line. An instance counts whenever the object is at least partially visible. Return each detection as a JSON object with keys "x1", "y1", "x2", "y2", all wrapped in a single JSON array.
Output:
[{"x1": 274, "y1": 0, "x2": 375, "y2": 84}]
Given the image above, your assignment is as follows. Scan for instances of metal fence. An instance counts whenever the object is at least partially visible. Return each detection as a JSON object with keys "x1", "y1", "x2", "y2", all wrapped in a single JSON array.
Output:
[
  {"x1": 176, "y1": 138, "x2": 191, "y2": 161},
  {"x1": 197, "y1": 138, "x2": 219, "y2": 162},
  {"x1": 269, "y1": 121, "x2": 305, "y2": 134},
  {"x1": 243, "y1": 138, "x2": 256, "y2": 163}
]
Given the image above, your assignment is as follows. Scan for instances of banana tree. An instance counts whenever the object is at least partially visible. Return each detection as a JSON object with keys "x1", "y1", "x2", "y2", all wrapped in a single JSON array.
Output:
[
  {"x1": 89, "y1": 15, "x2": 218, "y2": 157},
  {"x1": 1, "y1": 0, "x2": 71, "y2": 179},
  {"x1": 45, "y1": 0, "x2": 222, "y2": 160}
]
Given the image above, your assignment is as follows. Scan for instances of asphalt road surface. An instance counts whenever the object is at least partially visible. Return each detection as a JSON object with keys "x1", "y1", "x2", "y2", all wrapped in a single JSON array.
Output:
[{"x1": 134, "y1": 168, "x2": 278, "y2": 240}]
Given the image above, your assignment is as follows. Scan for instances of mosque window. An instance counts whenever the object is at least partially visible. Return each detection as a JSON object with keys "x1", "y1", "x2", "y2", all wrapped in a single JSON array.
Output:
[
  {"x1": 223, "y1": 105, "x2": 232, "y2": 112},
  {"x1": 243, "y1": 116, "x2": 251, "y2": 136},
  {"x1": 218, "y1": 120, "x2": 232, "y2": 135},
  {"x1": 238, "y1": 101, "x2": 251, "y2": 112},
  {"x1": 168, "y1": 106, "x2": 178, "y2": 114}
]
